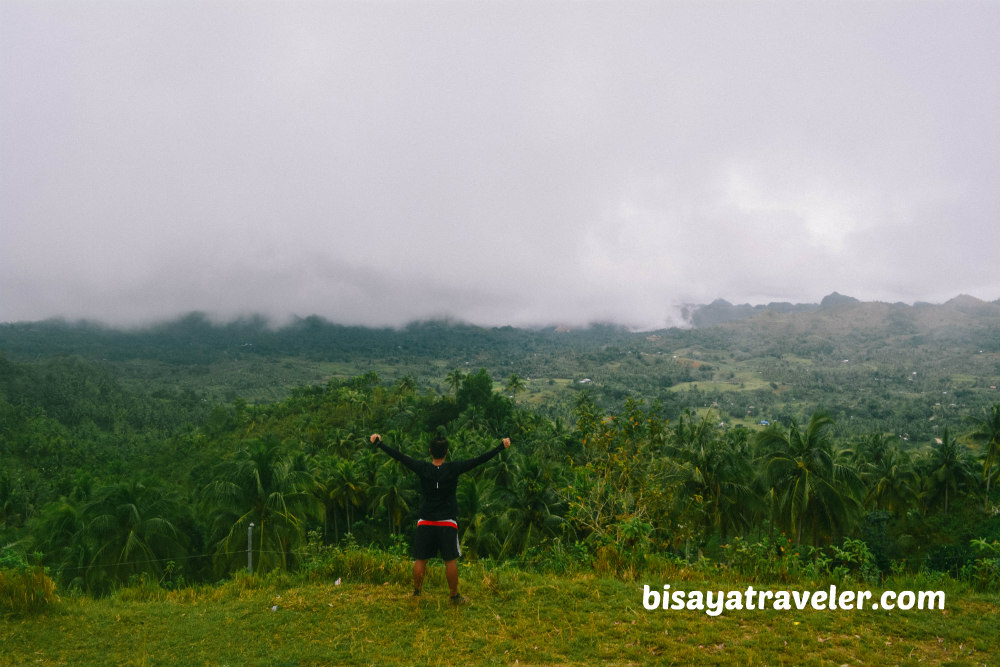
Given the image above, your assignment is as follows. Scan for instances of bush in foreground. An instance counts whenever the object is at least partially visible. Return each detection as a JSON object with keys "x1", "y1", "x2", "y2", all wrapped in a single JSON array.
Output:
[{"x1": 0, "y1": 549, "x2": 59, "y2": 615}]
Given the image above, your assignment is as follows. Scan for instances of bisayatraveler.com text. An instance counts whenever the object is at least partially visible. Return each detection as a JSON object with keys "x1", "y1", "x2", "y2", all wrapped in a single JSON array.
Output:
[{"x1": 642, "y1": 584, "x2": 945, "y2": 617}]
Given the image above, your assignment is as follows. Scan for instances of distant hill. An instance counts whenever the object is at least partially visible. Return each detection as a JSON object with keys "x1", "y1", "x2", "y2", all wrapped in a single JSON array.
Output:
[
  {"x1": 3, "y1": 294, "x2": 999, "y2": 362},
  {"x1": 683, "y1": 292, "x2": 1000, "y2": 330},
  {"x1": 682, "y1": 298, "x2": 818, "y2": 327}
]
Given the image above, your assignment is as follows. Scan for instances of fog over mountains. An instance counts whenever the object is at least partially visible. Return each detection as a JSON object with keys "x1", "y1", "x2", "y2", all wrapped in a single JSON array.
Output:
[{"x1": 4, "y1": 292, "x2": 999, "y2": 336}]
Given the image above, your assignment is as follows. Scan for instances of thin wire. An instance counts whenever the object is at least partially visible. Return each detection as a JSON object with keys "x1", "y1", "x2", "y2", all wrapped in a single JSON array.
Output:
[
  {"x1": 44, "y1": 549, "x2": 294, "y2": 575},
  {"x1": 30, "y1": 544, "x2": 988, "y2": 578}
]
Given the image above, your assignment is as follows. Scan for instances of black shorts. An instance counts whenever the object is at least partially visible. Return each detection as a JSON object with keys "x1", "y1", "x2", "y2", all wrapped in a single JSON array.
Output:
[{"x1": 413, "y1": 523, "x2": 461, "y2": 561}]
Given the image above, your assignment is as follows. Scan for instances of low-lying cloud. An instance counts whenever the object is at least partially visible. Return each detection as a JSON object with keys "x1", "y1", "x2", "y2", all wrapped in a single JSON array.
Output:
[{"x1": 2, "y1": 1, "x2": 997, "y2": 329}]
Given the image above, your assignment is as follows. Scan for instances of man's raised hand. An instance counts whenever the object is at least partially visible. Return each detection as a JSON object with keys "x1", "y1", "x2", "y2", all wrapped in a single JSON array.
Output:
[
  {"x1": 502, "y1": 437, "x2": 511, "y2": 448},
  {"x1": 370, "y1": 433, "x2": 381, "y2": 445}
]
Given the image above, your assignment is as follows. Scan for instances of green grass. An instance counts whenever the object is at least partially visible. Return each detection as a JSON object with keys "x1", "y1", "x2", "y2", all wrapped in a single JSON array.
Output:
[
  {"x1": 521, "y1": 378, "x2": 575, "y2": 407},
  {"x1": 3, "y1": 564, "x2": 997, "y2": 667},
  {"x1": 666, "y1": 378, "x2": 772, "y2": 394}
]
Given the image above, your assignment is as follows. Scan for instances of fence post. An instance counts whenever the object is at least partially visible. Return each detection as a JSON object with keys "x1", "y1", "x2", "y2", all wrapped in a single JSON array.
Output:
[{"x1": 248, "y1": 522, "x2": 255, "y2": 574}]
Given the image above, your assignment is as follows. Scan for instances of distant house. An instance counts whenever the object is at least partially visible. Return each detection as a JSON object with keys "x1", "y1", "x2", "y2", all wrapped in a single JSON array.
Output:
[{"x1": 579, "y1": 378, "x2": 592, "y2": 384}]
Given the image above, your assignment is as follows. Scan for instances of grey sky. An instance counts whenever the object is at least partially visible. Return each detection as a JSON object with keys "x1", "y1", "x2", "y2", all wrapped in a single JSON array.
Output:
[{"x1": 2, "y1": 1, "x2": 998, "y2": 329}]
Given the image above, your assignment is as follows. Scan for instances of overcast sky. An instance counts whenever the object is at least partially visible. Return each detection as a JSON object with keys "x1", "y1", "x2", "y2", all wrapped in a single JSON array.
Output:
[{"x1": 2, "y1": 1, "x2": 998, "y2": 329}]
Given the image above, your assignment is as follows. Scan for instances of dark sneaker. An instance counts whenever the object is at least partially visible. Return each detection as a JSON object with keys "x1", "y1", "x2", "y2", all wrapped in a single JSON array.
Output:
[
  {"x1": 449, "y1": 594, "x2": 469, "y2": 606},
  {"x1": 412, "y1": 588, "x2": 421, "y2": 597}
]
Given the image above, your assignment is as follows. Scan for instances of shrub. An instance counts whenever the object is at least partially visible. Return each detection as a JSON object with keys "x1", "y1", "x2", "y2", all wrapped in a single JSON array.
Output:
[
  {"x1": 720, "y1": 536, "x2": 881, "y2": 585},
  {"x1": 720, "y1": 536, "x2": 792, "y2": 582},
  {"x1": 522, "y1": 538, "x2": 591, "y2": 574},
  {"x1": 828, "y1": 538, "x2": 880, "y2": 585},
  {"x1": 961, "y1": 539, "x2": 1000, "y2": 591},
  {"x1": 0, "y1": 550, "x2": 59, "y2": 615},
  {"x1": 113, "y1": 573, "x2": 165, "y2": 603},
  {"x1": 297, "y1": 532, "x2": 410, "y2": 585}
]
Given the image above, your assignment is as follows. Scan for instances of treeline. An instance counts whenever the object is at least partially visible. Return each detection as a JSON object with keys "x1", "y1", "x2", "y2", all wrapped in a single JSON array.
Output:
[
  {"x1": 2, "y1": 363, "x2": 998, "y2": 596},
  {"x1": 7, "y1": 304, "x2": 1000, "y2": 443},
  {"x1": 0, "y1": 314, "x2": 630, "y2": 365},
  {"x1": 3, "y1": 310, "x2": 998, "y2": 444}
]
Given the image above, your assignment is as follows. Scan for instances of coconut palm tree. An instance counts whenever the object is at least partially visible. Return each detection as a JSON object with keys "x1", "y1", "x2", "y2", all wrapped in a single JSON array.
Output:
[
  {"x1": 505, "y1": 373, "x2": 526, "y2": 402},
  {"x1": 202, "y1": 435, "x2": 321, "y2": 574},
  {"x1": 445, "y1": 369, "x2": 465, "y2": 398},
  {"x1": 667, "y1": 412, "x2": 759, "y2": 541},
  {"x1": 968, "y1": 404, "x2": 1000, "y2": 512},
  {"x1": 491, "y1": 459, "x2": 567, "y2": 557},
  {"x1": 344, "y1": 389, "x2": 372, "y2": 430},
  {"x1": 30, "y1": 496, "x2": 88, "y2": 589},
  {"x1": 756, "y1": 412, "x2": 862, "y2": 546},
  {"x1": 369, "y1": 460, "x2": 415, "y2": 534},
  {"x1": 393, "y1": 375, "x2": 417, "y2": 402},
  {"x1": 921, "y1": 427, "x2": 977, "y2": 516},
  {"x1": 861, "y1": 445, "x2": 917, "y2": 515},
  {"x1": 0, "y1": 474, "x2": 23, "y2": 530},
  {"x1": 850, "y1": 432, "x2": 894, "y2": 468},
  {"x1": 671, "y1": 410, "x2": 717, "y2": 452},
  {"x1": 456, "y1": 475, "x2": 499, "y2": 557},
  {"x1": 79, "y1": 481, "x2": 187, "y2": 593},
  {"x1": 714, "y1": 428, "x2": 762, "y2": 540},
  {"x1": 318, "y1": 457, "x2": 367, "y2": 541}
]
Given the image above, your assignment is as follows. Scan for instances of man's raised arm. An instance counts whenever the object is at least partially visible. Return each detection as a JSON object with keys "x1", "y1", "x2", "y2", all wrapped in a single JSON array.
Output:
[
  {"x1": 455, "y1": 437, "x2": 511, "y2": 474},
  {"x1": 369, "y1": 433, "x2": 422, "y2": 471}
]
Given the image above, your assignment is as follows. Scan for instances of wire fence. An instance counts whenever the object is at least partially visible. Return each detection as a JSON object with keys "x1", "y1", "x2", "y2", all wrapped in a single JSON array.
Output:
[
  {"x1": 30, "y1": 541, "x2": 995, "y2": 580},
  {"x1": 36, "y1": 548, "x2": 293, "y2": 576}
]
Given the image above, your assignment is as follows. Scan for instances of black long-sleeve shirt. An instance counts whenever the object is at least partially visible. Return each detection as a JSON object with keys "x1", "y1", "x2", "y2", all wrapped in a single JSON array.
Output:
[{"x1": 375, "y1": 439, "x2": 505, "y2": 521}]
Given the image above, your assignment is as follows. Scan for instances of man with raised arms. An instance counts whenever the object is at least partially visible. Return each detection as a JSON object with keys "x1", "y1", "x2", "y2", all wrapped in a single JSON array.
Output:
[{"x1": 369, "y1": 429, "x2": 511, "y2": 605}]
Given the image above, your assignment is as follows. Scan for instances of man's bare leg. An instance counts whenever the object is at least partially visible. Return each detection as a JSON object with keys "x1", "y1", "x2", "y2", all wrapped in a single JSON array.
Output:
[
  {"x1": 445, "y1": 559, "x2": 459, "y2": 597},
  {"x1": 413, "y1": 559, "x2": 428, "y2": 595}
]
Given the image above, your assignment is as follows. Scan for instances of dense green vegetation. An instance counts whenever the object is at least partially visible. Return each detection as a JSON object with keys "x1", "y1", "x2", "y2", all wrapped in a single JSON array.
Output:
[{"x1": 2, "y1": 298, "x2": 1000, "y2": 599}]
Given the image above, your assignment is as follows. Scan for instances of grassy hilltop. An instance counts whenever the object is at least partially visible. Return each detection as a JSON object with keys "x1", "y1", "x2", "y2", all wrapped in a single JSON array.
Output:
[{"x1": 3, "y1": 556, "x2": 998, "y2": 667}]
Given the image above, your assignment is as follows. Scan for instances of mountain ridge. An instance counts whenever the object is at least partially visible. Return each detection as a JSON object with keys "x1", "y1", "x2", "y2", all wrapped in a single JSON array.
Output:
[
  {"x1": 2, "y1": 293, "x2": 999, "y2": 351},
  {"x1": 683, "y1": 292, "x2": 1000, "y2": 330}
]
